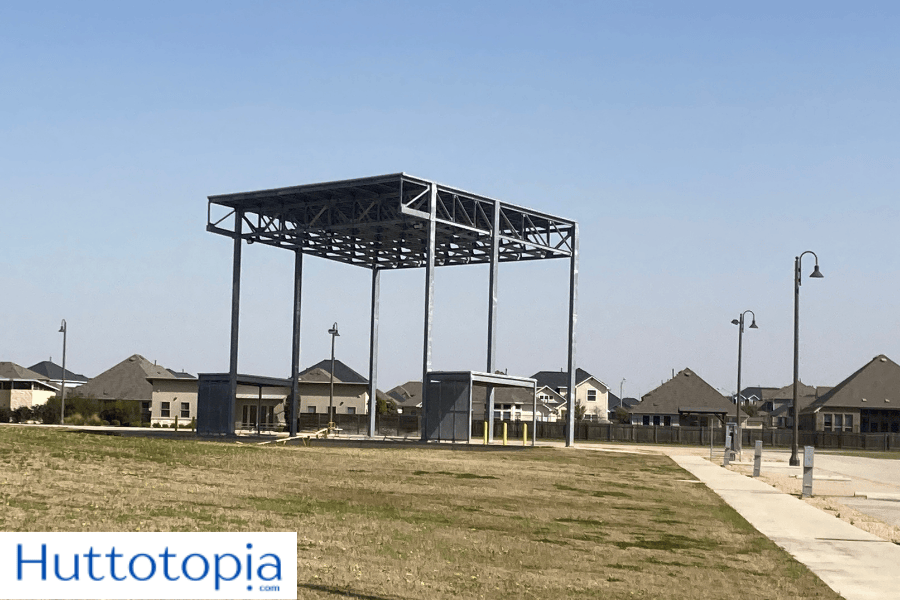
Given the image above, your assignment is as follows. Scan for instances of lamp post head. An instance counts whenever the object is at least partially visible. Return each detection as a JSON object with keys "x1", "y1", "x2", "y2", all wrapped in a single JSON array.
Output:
[
  {"x1": 328, "y1": 322, "x2": 340, "y2": 337},
  {"x1": 749, "y1": 318, "x2": 758, "y2": 329},
  {"x1": 731, "y1": 319, "x2": 740, "y2": 326},
  {"x1": 59, "y1": 319, "x2": 66, "y2": 333},
  {"x1": 810, "y1": 264, "x2": 824, "y2": 278}
]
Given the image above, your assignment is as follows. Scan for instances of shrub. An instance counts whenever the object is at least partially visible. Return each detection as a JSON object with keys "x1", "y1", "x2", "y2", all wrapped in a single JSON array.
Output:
[
  {"x1": 65, "y1": 413, "x2": 86, "y2": 426},
  {"x1": 189, "y1": 417, "x2": 196, "y2": 431},
  {"x1": 152, "y1": 422, "x2": 161, "y2": 428},
  {"x1": 0, "y1": 408, "x2": 10, "y2": 423},
  {"x1": 111, "y1": 419, "x2": 120, "y2": 427},
  {"x1": 12, "y1": 406, "x2": 34, "y2": 423}
]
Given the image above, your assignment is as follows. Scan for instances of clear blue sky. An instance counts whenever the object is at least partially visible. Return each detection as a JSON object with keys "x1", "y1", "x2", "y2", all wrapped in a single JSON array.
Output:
[{"x1": 2, "y1": 1, "x2": 899, "y2": 400}]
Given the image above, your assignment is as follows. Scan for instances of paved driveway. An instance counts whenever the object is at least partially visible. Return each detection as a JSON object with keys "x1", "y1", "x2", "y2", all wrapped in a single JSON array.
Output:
[{"x1": 753, "y1": 449, "x2": 900, "y2": 528}]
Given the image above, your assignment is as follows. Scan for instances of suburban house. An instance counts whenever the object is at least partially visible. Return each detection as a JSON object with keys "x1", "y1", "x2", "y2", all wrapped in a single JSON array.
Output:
[
  {"x1": 387, "y1": 381, "x2": 422, "y2": 416},
  {"x1": 296, "y1": 359, "x2": 370, "y2": 416},
  {"x1": 146, "y1": 372, "x2": 198, "y2": 427},
  {"x1": 68, "y1": 354, "x2": 181, "y2": 425},
  {"x1": 28, "y1": 360, "x2": 89, "y2": 390},
  {"x1": 532, "y1": 368, "x2": 610, "y2": 422},
  {"x1": 0, "y1": 362, "x2": 57, "y2": 411},
  {"x1": 754, "y1": 382, "x2": 820, "y2": 428},
  {"x1": 608, "y1": 394, "x2": 640, "y2": 421},
  {"x1": 629, "y1": 368, "x2": 744, "y2": 427},
  {"x1": 800, "y1": 354, "x2": 900, "y2": 433}
]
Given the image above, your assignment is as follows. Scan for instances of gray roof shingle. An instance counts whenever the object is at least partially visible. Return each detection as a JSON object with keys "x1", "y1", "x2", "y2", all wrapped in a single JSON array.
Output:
[
  {"x1": 630, "y1": 368, "x2": 736, "y2": 416},
  {"x1": 803, "y1": 354, "x2": 900, "y2": 413}
]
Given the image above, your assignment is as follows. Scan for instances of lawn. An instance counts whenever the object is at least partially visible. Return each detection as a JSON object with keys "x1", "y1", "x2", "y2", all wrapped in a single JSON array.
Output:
[{"x1": 0, "y1": 426, "x2": 841, "y2": 599}]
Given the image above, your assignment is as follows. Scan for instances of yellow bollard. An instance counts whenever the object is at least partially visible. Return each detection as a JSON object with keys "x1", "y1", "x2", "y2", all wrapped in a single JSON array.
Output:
[
  {"x1": 523, "y1": 423, "x2": 528, "y2": 446},
  {"x1": 503, "y1": 422, "x2": 508, "y2": 446},
  {"x1": 484, "y1": 422, "x2": 489, "y2": 445}
]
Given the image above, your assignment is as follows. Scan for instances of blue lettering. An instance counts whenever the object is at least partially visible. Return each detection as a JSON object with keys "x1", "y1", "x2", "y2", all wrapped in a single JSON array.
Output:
[
  {"x1": 129, "y1": 553, "x2": 156, "y2": 581},
  {"x1": 257, "y1": 554, "x2": 282, "y2": 581},
  {"x1": 160, "y1": 547, "x2": 179, "y2": 581},
  {"x1": 214, "y1": 553, "x2": 241, "y2": 590},
  {"x1": 246, "y1": 543, "x2": 252, "y2": 580},
  {"x1": 54, "y1": 554, "x2": 79, "y2": 581},
  {"x1": 84, "y1": 547, "x2": 104, "y2": 581},
  {"x1": 182, "y1": 554, "x2": 209, "y2": 581},
  {"x1": 18, "y1": 544, "x2": 47, "y2": 580},
  {"x1": 106, "y1": 547, "x2": 126, "y2": 581}
]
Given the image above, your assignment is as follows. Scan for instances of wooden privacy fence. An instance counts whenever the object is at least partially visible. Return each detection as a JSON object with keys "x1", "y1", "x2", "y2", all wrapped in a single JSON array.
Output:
[{"x1": 295, "y1": 414, "x2": 900, "y2": 451}]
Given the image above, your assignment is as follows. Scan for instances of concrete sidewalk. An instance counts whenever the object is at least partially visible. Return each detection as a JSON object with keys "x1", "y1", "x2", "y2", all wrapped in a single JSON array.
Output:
[{"x1": 669, "y1": 454, "x2": 900, "y2": 600}]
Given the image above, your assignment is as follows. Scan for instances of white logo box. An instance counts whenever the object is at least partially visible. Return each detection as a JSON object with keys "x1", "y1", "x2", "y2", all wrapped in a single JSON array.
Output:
[{"x1": 0, "y1": 532, "x2": 297, "y2": 599}]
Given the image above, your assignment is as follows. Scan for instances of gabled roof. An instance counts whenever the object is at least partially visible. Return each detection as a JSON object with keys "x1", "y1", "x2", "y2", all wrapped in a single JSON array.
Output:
[
  {"x1": 27, "y1": 360, "x2": 88, "y2": 383},
  {"x1": 298, "y1": 359, "x2": 368, "y2": 384},
  {"x1": 630, "y1": 368, "x2": 737, "y2": 416},
  {"x1": 70, "y1": 354, "x2": 175, "y2": 402},
  {"x1": 531, "y1": 369, "x2": 600, "y2": 390},
  {"x1": 769, "y1": 381, "x2": 817, "y2": 401},
  {"x1": 803, "y1": 354, "x2": 900, "y2": 414},
  {"x1": 0, "y1": 362, "x2": 49, "y2": 381},
  {"x1": 386, "y1": 381, "x2": 422, "y2": 409}
]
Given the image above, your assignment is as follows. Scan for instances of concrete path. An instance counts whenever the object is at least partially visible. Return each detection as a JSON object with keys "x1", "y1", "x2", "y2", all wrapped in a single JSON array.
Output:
[{"x1": 670, "y1": 454, "x2": 900, "y2": 600}]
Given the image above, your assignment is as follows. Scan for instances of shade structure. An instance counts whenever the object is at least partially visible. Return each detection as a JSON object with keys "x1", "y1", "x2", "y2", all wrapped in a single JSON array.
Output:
[{"x1": 205, "y1": 173, "x2": 580, "y2": 444}]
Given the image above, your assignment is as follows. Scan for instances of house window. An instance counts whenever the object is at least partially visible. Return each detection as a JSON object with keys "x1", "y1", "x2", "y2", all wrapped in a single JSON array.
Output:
[
  {"x1": 181, "y1": 402, "x2": 190, "y2": 418},
  {"x1": 664, "y1": 416, "x2": 671, "y2": 427},
  {"x1": 161, "y1": 402, "x2": 170, "y2": 418},
  {"x1": 834, "y1": 414, "x2": 843, "y2": 431},
  {"x1": 307, "y1": 406, "x2": 316, "y2": 413},
  {"x1": 347, "y1": 407, "x2": 356, "y2": 415},
  {"x1": 823, "y1": 414, "x2": 832, "y2": 431},
  {"x1": 642, "y1": 415, "x2": 650, "y2": 426},
  {"x1": 587, "y1": 390, "x2": 597, "y2": 402},
  {"x1": 653, "y1": 415, "x2": 660, "y2": 426},
  {"x1": 844, "y1": 414, "x2": 853, "y2": 431}
]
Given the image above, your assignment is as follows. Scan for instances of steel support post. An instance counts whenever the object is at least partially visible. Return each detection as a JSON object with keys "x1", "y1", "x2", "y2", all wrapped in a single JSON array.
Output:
[
  {"x1": 228, "y1": 210, "x2": 243, "y2": 436},
  {"x1": 791, "y1": 256, "x2": 801, "y2": 466},
  {"x1": 532, "y1": 380, "x2": 537, "y2": 447},
  {"x1": 289, "y1": 250, "x2": 303, "y2": 437},
  {"x1": 565, "y1": 224, "x2": 579, "y2": 447},
  {"x1": 420, "y1": 184, "x2": 437, "y2": 441},
  {"x1": 485, "y1": 199, "x2": 500, "y2": 443},
  {"x1": 367, "y1": 267, "x2": 380, "y2": 436},
  {"x1": 735, "y1": 317, "x2": 743, "y2": 458}
]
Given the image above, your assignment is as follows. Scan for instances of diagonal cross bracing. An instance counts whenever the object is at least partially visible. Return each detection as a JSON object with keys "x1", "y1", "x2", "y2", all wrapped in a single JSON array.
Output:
[{"x1": 207, "y1": 173, "x2": 576, "y2": 270}]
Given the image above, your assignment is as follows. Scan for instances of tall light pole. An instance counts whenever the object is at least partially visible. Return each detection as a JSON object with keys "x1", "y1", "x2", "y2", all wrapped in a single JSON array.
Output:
[
  {"x1": 620, "y1": 378, "x2": 625, "y2": 403},
  {"x1": 791, "y1": 252, "x2": 824, "y2": 466},
  {"x1": 328, "y1": 322, "x2": 340, "y2": 431},
  {"x1": 59, "y1": 319, "x2": 67, "y2": 425},
  {"x1": 731, "y1": 311, "x2": 757, "y2": 459}
]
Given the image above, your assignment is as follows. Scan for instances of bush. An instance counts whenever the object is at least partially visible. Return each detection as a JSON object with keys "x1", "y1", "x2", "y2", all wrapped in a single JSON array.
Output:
[
  {"x1": 12, "y1": 406, "x2": 34, "y2": 423},
  {"x1": 111, "y1": 419, "x2": 120, "y2": 427},
  {"x1": 152, "y1": 422, "x2": 161, "y2": 428},
  {"x1": 34, "y1": 401, "x2": 60, "y2": 424},
  {"x1": 65, "y1": 413, "x2": 86, "y2": 426},
  {"x1": 189, "y1": 417, "x2": 196, "y2": 431},
  {"x1": 0, "y1": 408, "x2": 10, "y2": 423}
]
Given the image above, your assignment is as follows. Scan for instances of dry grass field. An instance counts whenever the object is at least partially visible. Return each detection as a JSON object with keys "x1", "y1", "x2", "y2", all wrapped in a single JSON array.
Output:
[{"x1": 0, "y1": 426, "x2": 841, "y2": 599}]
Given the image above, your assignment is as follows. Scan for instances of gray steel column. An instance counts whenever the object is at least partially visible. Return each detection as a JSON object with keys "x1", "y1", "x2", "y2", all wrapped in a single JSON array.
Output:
[
  {"x1": 420, "y1": 184, "x2": 437, "y2": 442},
  {"x1": 289, "y1": 249, "x2": 303, "y2": 437},
  {"x1": 228, "y1": 210, "x2": 243, "y2": 436},
  {"x1": 565, "y1": 223, "x2": 579, "y2": 447},
  {"x1": 485, "y1": 199, "x2": 500, "y2": 443},
  {"x1": 367, "y1": 267, "x2": 380, "y2": 437}
]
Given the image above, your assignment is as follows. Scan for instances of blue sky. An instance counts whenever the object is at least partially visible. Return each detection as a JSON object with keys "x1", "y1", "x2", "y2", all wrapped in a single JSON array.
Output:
[{"x1": 2, "y1": 1, "x2": 899, "y2": 399}]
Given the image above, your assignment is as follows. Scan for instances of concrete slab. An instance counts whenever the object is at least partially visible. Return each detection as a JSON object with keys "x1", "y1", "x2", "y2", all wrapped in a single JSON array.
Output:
[{"x1": 669, "y1": 454, "x2": 900, "y2": 600}]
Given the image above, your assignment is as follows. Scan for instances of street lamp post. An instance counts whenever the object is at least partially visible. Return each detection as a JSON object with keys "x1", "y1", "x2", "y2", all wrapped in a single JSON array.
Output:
[
  {"x1": 328, "y1": 322, "x2": 340, "y2": 432},
  {"x1": 59, "y1": 320, "x2": 67, "y2": 425},
  {"x1": 620, "y1": 378, "x2": 625, "y2": 403},
  {"x1": 731, "y1": 311, "x2": 758, "y2": 459},
  {"x1": 791, "y1": 252, "x2": 824, "y2": 466}
]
